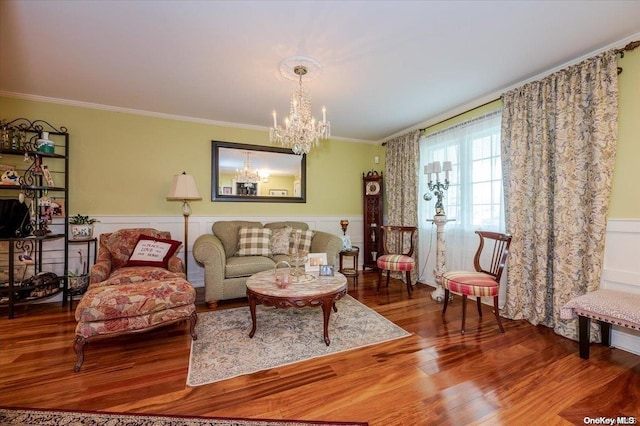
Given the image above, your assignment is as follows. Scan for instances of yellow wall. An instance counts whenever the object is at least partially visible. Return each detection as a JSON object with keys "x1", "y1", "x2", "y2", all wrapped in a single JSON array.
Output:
[
  {"x1": 610, "y1": 50, "x2": 640, "y2": 218},
  {"x1": 1, "y1": 51, "x2": 637, "y2": 219},
  {"x1": 422, "y1": 51, "x2": 640, "y2": 219},
  {"x1": 0, "y1": 97, "x2": 381, "y2": 217}
]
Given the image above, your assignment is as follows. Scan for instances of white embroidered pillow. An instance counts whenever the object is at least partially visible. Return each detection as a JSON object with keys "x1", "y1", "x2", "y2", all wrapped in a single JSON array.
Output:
[{"x1": 126, "y1": 235, "x2": 182, "y2": 268}]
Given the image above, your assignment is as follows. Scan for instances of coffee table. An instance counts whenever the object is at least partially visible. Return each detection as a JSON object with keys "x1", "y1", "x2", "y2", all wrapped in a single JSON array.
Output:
[{"x1": 246, "y1": 269, "x2": 348, "y2": 346}]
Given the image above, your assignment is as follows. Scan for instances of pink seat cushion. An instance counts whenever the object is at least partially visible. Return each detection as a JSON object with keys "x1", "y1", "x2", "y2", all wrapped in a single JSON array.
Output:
[
  {"x1": 377, "y1": 254, "x2": 415, "y2": 272},
  {"x1": 75, "y1": 278, "x2": 195, "y2": 323},
  {"x1": 560, "y1": 289, "x2": 640, "y2": 330},
  {"x1": 442, "y1": 271, "x2": 498, "y2": 297},
  {"x1": 90, "y1": 266, "x2": 185, "y2": 288}
]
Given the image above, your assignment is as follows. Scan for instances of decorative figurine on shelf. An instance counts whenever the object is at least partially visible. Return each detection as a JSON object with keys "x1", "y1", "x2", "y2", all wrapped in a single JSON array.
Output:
[
  {"x1": 0, "y1": 123, "x2": 9, "y2": 149},
  {"x1": 30, "y1": 156, "x2": 43, "y2": 175},
  {"x1": 1, "y1": 168, "x2": 20, "y2": 185},
  {"x1": 34, "y1": 213, "x2": 51, "y2": 236},
  {"x1": 37, "y1": 132, "x2": 55, "y2": 154}
]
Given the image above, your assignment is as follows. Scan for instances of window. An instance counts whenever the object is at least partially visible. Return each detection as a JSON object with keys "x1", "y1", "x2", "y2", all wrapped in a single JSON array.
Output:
[{"x1": 418, "y1": 110, "x2": 503, "y2": 284}]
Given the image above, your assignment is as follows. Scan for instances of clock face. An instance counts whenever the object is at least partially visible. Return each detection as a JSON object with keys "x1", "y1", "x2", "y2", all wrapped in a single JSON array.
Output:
[{"x1": 366, "y1": 181, "x2": 381, "y2": 195}]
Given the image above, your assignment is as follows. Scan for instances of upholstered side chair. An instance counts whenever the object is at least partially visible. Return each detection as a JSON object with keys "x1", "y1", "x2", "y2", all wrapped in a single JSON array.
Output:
[
  {"x1": 441, "y1": 230, "x2": 512, "y2": 335},
  {"x1": 376, "y1": 226, "x2": 417, "y2": 297}
]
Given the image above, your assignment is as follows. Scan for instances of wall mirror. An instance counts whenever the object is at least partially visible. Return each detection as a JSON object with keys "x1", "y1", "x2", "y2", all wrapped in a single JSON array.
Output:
[{"x1": 211, "y1": 140, "x2": 306, "y2": 203}]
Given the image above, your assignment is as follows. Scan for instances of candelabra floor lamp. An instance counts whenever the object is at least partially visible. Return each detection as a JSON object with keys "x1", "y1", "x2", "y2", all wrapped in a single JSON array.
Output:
[
  {"x1": 167, "y1": 172, "x2": 201, "y2": 278},
  {"x1": 424, "y1": 161, "x2": 454, "y2": 303}
]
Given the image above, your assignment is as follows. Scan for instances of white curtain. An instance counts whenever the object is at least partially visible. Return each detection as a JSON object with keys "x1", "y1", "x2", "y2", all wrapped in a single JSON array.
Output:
[{"x1": 418, "y1": 111, "x2": 504, "y2": 291}]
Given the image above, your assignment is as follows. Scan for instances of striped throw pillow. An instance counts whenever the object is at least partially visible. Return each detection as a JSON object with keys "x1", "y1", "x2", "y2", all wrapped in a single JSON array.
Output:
[{"x1": 289, "y1": 229, "x2": 314, "y2": 254}]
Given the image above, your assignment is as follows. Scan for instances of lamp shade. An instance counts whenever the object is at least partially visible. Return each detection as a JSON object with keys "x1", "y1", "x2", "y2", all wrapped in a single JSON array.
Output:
[{"x1": 167, "y1": 172, "x2": 202, "y2": 201}]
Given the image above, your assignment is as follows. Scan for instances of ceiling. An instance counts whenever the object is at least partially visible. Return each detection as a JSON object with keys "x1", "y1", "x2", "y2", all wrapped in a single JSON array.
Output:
[{"x1": 1, "y1": 1, "x2": 639, "y2": 143}]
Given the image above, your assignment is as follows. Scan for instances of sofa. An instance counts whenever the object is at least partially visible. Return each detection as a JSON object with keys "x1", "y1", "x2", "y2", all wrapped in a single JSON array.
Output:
[
  {"x1": 73, "y1": 228, "x2": 197, "y2": 372},
  {"x1": 193, "y1": 221, "x2": 343, "y2": 308}
]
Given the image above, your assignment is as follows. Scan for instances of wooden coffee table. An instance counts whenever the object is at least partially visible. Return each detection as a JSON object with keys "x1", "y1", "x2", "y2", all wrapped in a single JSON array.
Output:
[{"x1": 246, "y1": 269, "x2": 348, "y2": 346}]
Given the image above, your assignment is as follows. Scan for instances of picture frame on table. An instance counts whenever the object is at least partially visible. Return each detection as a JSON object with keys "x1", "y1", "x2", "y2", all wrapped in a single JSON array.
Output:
[
  {"x1": 222, "y1": 186, "x2": 232, "y2": 195},
  {"x1": 305, "y1": 252, "x2": 327, "y2": 273},
  {"x1": 319, "y1": 265, "x2": 334, "y2": 276}
]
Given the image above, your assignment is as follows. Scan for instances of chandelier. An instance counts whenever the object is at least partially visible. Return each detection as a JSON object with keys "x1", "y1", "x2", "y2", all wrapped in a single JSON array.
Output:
[
  {"x1": 235, "y1": 152, "x2": 260, "y2": 183},
  {"x1": 270, "y1": 56, "x2": 330, "y2": 155}
]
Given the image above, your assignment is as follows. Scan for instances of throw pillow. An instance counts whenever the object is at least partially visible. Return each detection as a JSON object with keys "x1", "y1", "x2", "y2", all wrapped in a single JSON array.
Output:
[
  {"x1": 270, "y1": 226, "x2": 292, "y2": 255},
  {"x1": 126, "y1": 235, "x2": 182, "y2": 269},
  {"x1": 237, "y1": 227, "x2": 272, "y2": 257},
  {"x1": 289, "y1": 229, "x2": 314, "y2": 254}
]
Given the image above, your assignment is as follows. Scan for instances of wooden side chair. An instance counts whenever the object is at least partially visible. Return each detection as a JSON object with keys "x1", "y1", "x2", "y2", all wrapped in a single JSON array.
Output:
[
  {"x1": 376, "y1": 226, "x2": 417, "y2": 297},
  {"x1": 442, "y1": 231, "x2": 512, "y2": 334}
]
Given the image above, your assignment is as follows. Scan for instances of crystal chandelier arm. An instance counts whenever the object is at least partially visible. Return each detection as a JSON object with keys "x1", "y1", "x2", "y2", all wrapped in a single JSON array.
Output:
[{"x1": 270, "y1": 58, "x2": 330, "y2": 155}]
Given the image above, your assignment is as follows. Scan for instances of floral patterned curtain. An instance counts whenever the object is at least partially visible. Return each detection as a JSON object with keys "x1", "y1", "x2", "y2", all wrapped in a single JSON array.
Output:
[
  {"x1": 500, "y1": 50, "x2": 619, "y2": 340},
  {"x1": 384, "y1": 130, "x2": 420, "y2": 282}
]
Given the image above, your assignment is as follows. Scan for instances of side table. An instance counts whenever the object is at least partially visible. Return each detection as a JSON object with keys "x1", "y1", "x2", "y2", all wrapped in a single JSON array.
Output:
[
  {"x1": 339, "y1": 246, "x2": 359, "y2": 288},
  {"x1": 67, "y1": 237, "x2": 97, "y2": 310}
]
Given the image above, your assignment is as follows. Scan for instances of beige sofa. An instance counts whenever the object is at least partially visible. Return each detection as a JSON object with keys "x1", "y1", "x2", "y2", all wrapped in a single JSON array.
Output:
[{"x1": 193, "y1": 220, "x2": 343, "y2": 308}]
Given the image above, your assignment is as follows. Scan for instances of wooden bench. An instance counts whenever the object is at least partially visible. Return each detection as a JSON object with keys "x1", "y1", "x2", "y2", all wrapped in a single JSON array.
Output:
[{"x1": 561, "y1": 289, "x2": 640, "y2": 359}]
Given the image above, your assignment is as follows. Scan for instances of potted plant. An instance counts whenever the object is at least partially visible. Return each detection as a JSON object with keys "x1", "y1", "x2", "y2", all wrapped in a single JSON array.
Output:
[
  {"x1": 68, "y1": 250, "x2": 90, "y2": 293},
  {"x1": 69, "y1": 214, "x2": 98, "y2": 240}
]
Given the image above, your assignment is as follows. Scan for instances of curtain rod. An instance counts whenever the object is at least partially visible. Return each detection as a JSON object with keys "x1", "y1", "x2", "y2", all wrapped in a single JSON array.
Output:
[
  {"x1": 615, "y1": 40, "x2": 640, "y2": 75},
  {"x1": 415, "y1": 98, "x2": 499, "y2": 134}
]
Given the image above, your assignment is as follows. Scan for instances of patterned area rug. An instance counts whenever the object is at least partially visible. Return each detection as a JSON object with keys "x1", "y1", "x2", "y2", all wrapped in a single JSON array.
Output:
[
  {"x1": 0, "y1": 407, "x2": 368, "y2": 426},
  {"x1": 188, "y1": 295, "x2": 410, "y2": 387}
]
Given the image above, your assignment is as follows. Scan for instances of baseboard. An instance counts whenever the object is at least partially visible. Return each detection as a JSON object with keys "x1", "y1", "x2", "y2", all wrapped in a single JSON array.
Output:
[{"x1": 611, "y1": 328, "x2": 640, "y2": 356}]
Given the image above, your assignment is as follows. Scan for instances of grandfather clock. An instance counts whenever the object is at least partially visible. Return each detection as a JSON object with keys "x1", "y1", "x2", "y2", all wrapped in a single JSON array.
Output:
[{"x1": 363, "y1": 171, "x2": 383, "y2": 270}]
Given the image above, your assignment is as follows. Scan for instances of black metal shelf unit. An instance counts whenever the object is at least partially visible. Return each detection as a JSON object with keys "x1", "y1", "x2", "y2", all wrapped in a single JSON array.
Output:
[{"x1": 0, "y1": 118, "x2": 69, "y2": 318}]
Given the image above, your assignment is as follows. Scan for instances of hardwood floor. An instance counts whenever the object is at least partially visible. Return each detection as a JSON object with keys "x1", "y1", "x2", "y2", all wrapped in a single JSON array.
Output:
[{"x1": 1, "y1": 272, "x2": 639, "y2": 425}]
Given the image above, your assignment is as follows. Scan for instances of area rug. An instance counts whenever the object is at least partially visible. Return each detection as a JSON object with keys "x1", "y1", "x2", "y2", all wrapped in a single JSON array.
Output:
[
  {"x1": 0, "y1": 407, "x2": 368, "y2": 426},
  {"x1": 188, "y1": 295, "x2": 410, "y2": 386}
]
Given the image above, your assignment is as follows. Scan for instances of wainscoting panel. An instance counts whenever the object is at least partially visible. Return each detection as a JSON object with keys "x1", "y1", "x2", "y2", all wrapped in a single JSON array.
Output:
[
  {"x1": 601, "y1": 219, "x2": 640, "y2": 356},
  {"x1": 28, "y1": 215, "x2": 640, "y2": 359}
]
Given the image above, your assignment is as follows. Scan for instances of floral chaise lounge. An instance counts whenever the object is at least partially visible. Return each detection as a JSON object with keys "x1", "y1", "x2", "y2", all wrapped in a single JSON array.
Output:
[{"x1": 73, "y1": 228, "x2": 197, "y2": 372}]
